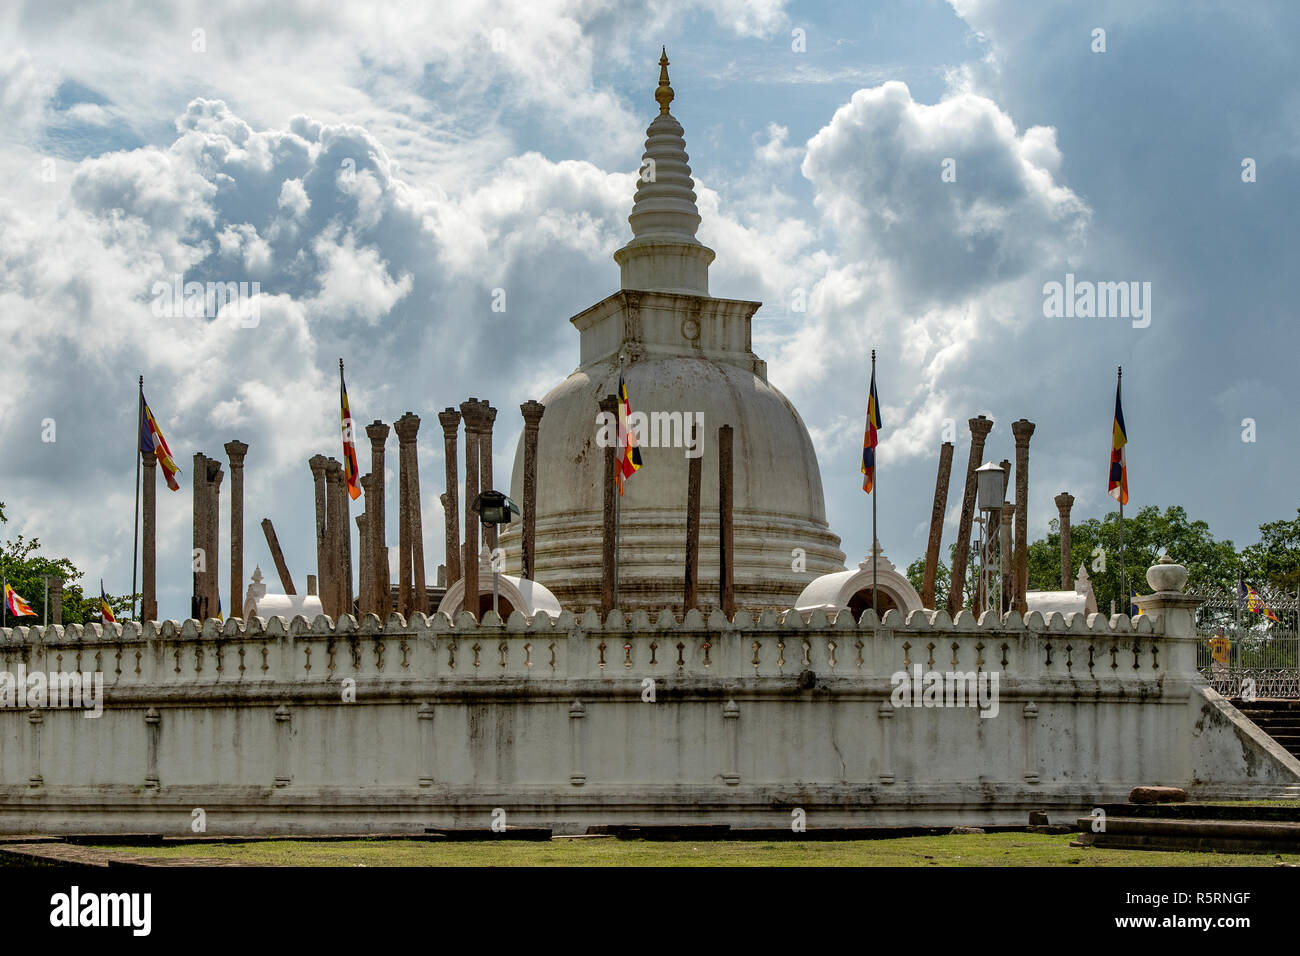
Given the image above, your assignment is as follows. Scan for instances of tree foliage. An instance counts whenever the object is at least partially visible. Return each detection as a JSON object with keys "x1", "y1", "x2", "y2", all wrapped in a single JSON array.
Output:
[{"x1": 0, "y1": 502, "x2": 134, "y2": 625}]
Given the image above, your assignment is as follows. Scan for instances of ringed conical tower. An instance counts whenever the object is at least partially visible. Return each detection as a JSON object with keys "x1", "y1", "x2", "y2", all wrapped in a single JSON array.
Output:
[{"x1": 502, "y1": 49, "x2": 845, "y2": 612}]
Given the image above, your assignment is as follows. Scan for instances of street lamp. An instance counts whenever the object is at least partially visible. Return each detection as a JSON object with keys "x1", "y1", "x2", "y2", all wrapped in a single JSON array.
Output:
[
  {"x1": 975, "y1": 462, "x2": 1007, "y2": 616},
  {"x1": 473, "y1": 491, "x2": 519, "y2": 616}
]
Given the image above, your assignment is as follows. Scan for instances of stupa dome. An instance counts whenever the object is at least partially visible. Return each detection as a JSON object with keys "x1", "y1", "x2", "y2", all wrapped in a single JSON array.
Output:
[{"x1": 501, "y1": 50, "x2": 845, "y2": 611}]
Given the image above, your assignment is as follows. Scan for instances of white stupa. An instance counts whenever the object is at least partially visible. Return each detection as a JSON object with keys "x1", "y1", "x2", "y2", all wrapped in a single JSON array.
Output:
[{"x1": 502, "y1": 50, "x2": 846, "y2": 612}]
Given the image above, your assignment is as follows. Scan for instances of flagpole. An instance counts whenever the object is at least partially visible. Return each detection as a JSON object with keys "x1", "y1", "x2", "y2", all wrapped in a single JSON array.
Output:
[
  {"x1": 613, "y1": 351, "x2": 623, "y2": 610},
  {"x1": 871, "y1": 349, "x2": 878, "y2": 619},
  {"x1": 131, "y1": 374, "x2": 143, "y2": 621},
  {"x1": 1117, "y1": 366, "x2": 1125, "y2": 618}
]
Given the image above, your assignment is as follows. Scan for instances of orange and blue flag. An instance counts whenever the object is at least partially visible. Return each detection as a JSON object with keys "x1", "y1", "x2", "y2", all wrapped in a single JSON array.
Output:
[
  {"x1": 140, "y1": 393, "x2": 181, "y2": 491},
  {"x1": 99, "y1": 579, "x2": 116, "y2": 624},
  {"x1": 340, "y1": 362, "x2": 362, "y2": 500},
  {"x1": 1239, "y1": 578, "x2": 1279, "y2": 623},
  {"x1": 616, "y1": 373, "x2": 642, "y2": 495},
  {"x1": 1108, "y1": 376, "x2": 1128, "y2": 504},
  {"x1": 4, "y1": 582, "x2": 35, "y2": 618},
  {"x1": 862, "y1": 365, "x2": 881, "y2": 493}
]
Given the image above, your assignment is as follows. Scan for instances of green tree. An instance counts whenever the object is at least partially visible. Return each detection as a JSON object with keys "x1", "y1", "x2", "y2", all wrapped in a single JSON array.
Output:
[
  {"x1": 0, "y1": 502, "x2": 133, "y2": 625},
  {"x1": 1240, "y1": 508, "x2": 1300, "y2": 591},
  {"x1": 1026, "y1": 504, "x2": 1239, "y2": 612},
  {"x1": 905, "y1": 542, "x2": 977, "y2": 610}
]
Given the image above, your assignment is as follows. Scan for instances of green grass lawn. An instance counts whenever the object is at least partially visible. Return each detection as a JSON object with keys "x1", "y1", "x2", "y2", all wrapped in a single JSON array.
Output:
[{"x1": 94, "y1": 832, "x2": 1300, "y2": 867}]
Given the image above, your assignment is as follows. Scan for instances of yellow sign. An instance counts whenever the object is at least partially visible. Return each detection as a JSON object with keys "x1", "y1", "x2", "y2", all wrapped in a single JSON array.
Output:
[{"x1": 1208, "y1": 637, "x2": 1230, "y2": 665}]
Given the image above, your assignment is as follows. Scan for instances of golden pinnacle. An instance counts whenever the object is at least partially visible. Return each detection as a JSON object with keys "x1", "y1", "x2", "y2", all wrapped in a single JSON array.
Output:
[{"x1": 655, "y1": 46, "x2": 674, "y2": 115}]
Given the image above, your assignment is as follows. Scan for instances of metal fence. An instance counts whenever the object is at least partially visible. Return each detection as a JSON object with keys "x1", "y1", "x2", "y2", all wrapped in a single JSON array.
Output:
[{"x1": 1193, "y1": 586, "x2": 1300, "y2": 699}]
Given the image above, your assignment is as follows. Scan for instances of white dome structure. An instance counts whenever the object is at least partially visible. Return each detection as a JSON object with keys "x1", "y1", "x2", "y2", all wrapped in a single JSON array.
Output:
[
  {"x1": 436, "y1": 571, "x2": 563, "y2": 621},
  {"x1": 795, "y1": 546, "x2": 924, "y2": 619},
  {"x1": 502, "y1": 51, "x2": 845, "y2": 612}
]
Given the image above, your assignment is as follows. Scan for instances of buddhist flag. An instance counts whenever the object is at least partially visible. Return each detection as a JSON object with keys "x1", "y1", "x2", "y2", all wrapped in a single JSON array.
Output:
[
  {"x1": 1108, "y1": 374, "x2": 1128, "y2": 504},
  {"x1": 616, "y1": 374, "x2": 642, "y2": 495},
  {"x1": 140, "y1": 393, "x2": 181, "y2": 491},
  {"x1": 99, "y1": 579, "x2": 116, "y2": 624},
  {"x1": 1239, "y1": 578, "x2": 1279, "y2": 623},
  {"x1": 4, "y1": 582, "x2": 35, "y2": 618},
  {"x1": 340, "y1": 363, "x2": 362, "y2": 500},
  {"x1": 861, "y1": 365, "x2": 882, "y2": 493}
]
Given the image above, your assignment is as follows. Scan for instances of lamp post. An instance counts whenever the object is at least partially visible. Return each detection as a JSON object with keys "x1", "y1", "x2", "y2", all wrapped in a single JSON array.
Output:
[
  {"x1": 472, "y1": 490, "x2": 519, "y2": 617},
  {"x1": 976, "y1": 461, "x2": 1007, "y2": 618}
]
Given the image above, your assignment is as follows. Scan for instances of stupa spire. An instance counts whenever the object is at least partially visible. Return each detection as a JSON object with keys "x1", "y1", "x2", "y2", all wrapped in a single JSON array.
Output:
[
  {"x1": 656, "y1": 47, "x2": 674, "y2": 115},
  {"x1": 613, "y1": 48, "x2": 716, "y2": 295}
]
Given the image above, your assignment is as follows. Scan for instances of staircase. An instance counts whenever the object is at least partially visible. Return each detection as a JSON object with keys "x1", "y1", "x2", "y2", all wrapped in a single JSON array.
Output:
[{"x1": 1235, "y1": 698, "x2": 1300, "y2": 759}]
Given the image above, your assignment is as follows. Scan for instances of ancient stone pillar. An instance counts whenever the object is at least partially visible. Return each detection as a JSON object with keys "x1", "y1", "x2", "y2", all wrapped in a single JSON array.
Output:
[
  {"x1": 48, "y1": 576, "x2": 63, "y2": 626},
  {"x1": 340, "y1": 482, "x2": 352, "y2": 617},
  {"x1": 192, "y1": 452, "x2": 207, "y2": 620},
  {"x1": 335, "y1": 456, "x2": 353, "y2": 616},
  {"x1": 394, "y1": 413, "x2": 426, "y2": 616},
  {"x1": 520, "y1": 400, "x2": 545, "y2": 581},
  {"x1": 206, "y1": 458, "x2": 223, "y2": 619},
  {"x1": 922, "y1": 441, "x2": 954, "y2": 609},
  {"x1": 261, "y1": 519, "x2": 296, "y2": 595},
  {"x1": 719, "y1": 424, "x2": 735, "y2": 619},
  {"x1": 365, "y1": 421, "x2": 391, "y2": 617},
  {"x1": 684, "y1": 418, "x2": 701, "y2": 613},
  {"x1": 597, "y1": 394, "x2": 618, "y2": 616},
  {"x1": 1012, "y1": 419, "x2": 1036, "y2": 614},
  {"x1": 1055, "y1": 492, "x2": 1075, "y2": 591},
  {"x1": 480, "y1": 402, "x2": 497, "y2": 548},
  {"x1": 356, "y1": 509, "x2": 371, "y2": 617},
  {"x1": 308, "y1": 455, "x2": 329, "y2": 607},
  {"x1": 437, "y1": 408, "x2": 462, "y2": 588},
  {"x1": 224, "y1": 440, "x2": 248, "y2": 619},
  {"x1": 1000, "y1": 458, "x2": 1014, "y2": 613},
  {"x1": 948, "y1": 416, "x2": 993, "y2": 617},
  {"x1": 459, "y1": 400, "x2": 485, "y2": 619},
  {"x1": 325, "y1": 459, "x2": 345, "y2": 617},
  {"x1": 141, "y1": 450, "x2": 157, "y2": 621}
]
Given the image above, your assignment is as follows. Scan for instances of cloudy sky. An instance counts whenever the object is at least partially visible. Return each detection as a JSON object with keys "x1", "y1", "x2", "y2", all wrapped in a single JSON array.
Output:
[{"x1": 2, "y1": 0, "x2": 1297, "y2": 619}]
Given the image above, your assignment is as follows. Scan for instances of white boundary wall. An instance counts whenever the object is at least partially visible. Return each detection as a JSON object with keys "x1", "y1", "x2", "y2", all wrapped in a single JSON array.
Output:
[{"x1": 0, "y1": 582, "x2": 1296, "y2": 834}]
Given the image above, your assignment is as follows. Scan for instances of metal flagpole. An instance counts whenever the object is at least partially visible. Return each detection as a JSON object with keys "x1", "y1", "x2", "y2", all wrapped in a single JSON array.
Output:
[
  {"x1": 613, "y1": 351, "x2": 624, "y2": 610},
  {"x1": 131, "y1": 374, "x2": 143, "y2": 620},
  {"x1": 871, "y1": 349, "x2": 878, "y2": 619},
  {"x1": 1117, "y1": 366, "x2": 1125, "y2": 618}
]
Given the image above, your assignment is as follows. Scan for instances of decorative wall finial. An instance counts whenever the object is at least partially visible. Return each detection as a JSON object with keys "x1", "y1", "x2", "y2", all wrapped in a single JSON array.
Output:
[{"x1": 656, "y1": 46, "x2": 674, "y2": 115}]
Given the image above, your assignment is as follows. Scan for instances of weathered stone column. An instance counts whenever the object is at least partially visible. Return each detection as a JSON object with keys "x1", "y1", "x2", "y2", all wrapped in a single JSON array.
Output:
[
  {"x1": 340, "y1": 469, "x2": 353, "y2": 617},
  {"x1": 192, "y1": 452, "x2": 207, "y2": 620},
  {"x1": 353, "y1": 504, "x2": 369, "y2": 616},
  {"x1": 1012, "y1": 418, "x2": 1036, "y2": 614},
  {"x1": 325, "y1": 459, "x2": 345, "y2": 617},
  {"x1": 308, "y1": 455, "x2": 329, "y2": 607},
  {"x1": 141, "y1": 450, "x2": 157, "y2": 621},
  {"x1": 597, "y1": 395, "x2": 618, "y2": 616},
  {"x1": 224, "y1": 441, "x2": 248, "y2": 619},
  {"x1": 684, "y1": 418, "x2": 701, "y2": 613},
  {"x1": 719, "y1": 424, "x2": 735, "y2": 619},
  {"x1": 206, "y1": 458, "x2": 223, "y2": 619},
  {"x1": 948, "y1": 416, "x2": 993, "y2": 617},
  {"x1": 922, "y1": 441, "x2": 954, "y2": 609},
  {"x1": 520, "y1": 400, "x2": 545, "y2": 581},
  {"x1": 1055, "y1": 492, "x2": 1075, "y2": 591},
  {"x1": 366, "y1": 421, "x2": 391, "y2": 617},
  {"x1": 47, "y1": 576, "x2": 63, "y2": 626},
  {"x1": 261, "y1": 519, "x2": 296, "y2": 595},
  {"x1": 1000, "y1": 459, "x2": 1013, "y2": 612},
  {"x1": 480, "y1": 402, "x2": 497, "y2": 549},
  {"x1": 459, "y1": 400, "x2": 485, "y2": 619},
  {"x1": 437, "y1": 408, "x2": 462, "y2": 588},
  {"x1": 394, "y1": 413, "x2": 426, "y2": 616}
]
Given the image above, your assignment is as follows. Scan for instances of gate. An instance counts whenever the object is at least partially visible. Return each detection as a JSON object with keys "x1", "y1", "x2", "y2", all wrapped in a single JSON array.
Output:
[{"x1": 1194, "y1": 586, "x2": 1300, "y2": 699}]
